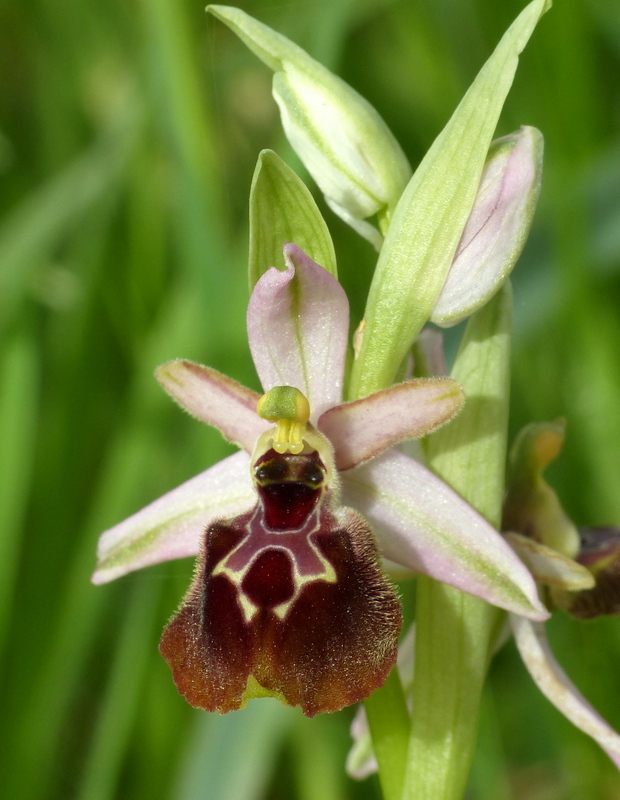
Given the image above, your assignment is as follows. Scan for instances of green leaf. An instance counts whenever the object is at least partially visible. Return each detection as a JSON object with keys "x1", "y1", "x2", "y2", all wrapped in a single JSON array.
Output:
[
  {"x1": 76, "y1": 579, "x2": 162, "y2": 800},
  {"x1": 349, "y1": 0, "x2": 551, "y2": 398},
  {"x1": 249, "y1": 150, "x2": 337, "y2": 289},
  {"x1": 0, "y1": 112, "x2": 139, "y2": 334}
]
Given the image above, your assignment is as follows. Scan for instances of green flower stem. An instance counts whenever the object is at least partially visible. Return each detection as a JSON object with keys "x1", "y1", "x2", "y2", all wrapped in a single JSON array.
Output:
[
  {"x1": 364, "y1": 670, "x2": 410, "y2": 800},
  {"x1": 402, "y1": 283, "x2": 513, "y2": 800},
  {"x1": 403, "y1": 584, "x2": 503, "y2": 800}
]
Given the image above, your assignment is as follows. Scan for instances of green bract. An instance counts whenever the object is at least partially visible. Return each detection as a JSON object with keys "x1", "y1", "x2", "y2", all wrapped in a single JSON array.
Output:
[
  {"x1": 248, "y1": 150, "x2": 337, "y2": 289},
  {"x1": 428, "y1": 283, "x2": 513, "y2": 522},
  {"x1": 349, "y1": 0, "x2": 551, "y2": 399}
]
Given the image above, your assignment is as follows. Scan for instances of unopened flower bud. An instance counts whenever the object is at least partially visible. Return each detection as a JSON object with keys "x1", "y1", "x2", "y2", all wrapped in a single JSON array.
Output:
[
  {"x1": 432, "y1": 126, "x2": 543, "y2": 326},
  {"x1": 208, "y1": 5, "x2": 411, "y2": 249}
]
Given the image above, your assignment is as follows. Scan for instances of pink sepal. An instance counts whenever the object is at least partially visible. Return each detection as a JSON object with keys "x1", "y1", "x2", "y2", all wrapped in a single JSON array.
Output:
[
  {"x1": 92, "y1": 452, "x2": 255, "y2": 584},
  {"x1": 247, "y1": 244, "x2": 349, "y2": 420},
  {"x1": 156, "y1": 361, "x2": 270, "y2": 452},
  {"x1": 341, "y1": 450, "x2": 549, "y2": 620}
]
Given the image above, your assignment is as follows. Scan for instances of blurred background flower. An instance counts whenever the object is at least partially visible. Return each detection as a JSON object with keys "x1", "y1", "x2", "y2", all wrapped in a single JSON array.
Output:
[{"x1": 1, "y1": 1, "x2": 620, "y2": 799}]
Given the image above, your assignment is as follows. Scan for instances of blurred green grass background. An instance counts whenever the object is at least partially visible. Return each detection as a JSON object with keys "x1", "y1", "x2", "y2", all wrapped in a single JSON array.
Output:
[{"x1": 1, "y1": 0, "x2": 620, "y2": 798}]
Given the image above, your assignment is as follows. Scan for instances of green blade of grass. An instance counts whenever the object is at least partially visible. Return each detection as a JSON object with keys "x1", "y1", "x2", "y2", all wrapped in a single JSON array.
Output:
[
  {"x1": 0, "y1": 333, "x2": 38, "y2": 657},
  {"x1": 173, "y1": 701, "x2": 292, "y2": 800}
]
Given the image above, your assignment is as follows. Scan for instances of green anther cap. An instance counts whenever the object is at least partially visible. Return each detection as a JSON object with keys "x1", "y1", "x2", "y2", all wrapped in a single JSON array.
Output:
[{"x1": 257, "y1": 386, "x2": 310, "y2": 423}]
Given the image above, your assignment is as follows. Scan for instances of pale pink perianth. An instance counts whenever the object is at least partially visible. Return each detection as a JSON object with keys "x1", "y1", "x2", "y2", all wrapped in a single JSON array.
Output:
[
  {"x1": 93, "y1": 244, "x2": 549, "y2": 622},
  {"x1": 512, "y1": 615, "x2": 620, "y2": 769},
  {"x1": 93, "y1": 452, "x2": 254, "y2": 584},
  {"x1": 433, "y1": 126, "x2": 542, "y2": 326},
  {"x1": 156, "y1": 361, "x2": 270, "y2": 453},
  {"x1": 319, "y1": 378, "x2": 464, "y2": 471},
  {"x1": 342, "y1": 449, "x2": 548, "y2": 619},
  {"x1": 247, "y1": 244, "x2": 349, "y2": 420}
]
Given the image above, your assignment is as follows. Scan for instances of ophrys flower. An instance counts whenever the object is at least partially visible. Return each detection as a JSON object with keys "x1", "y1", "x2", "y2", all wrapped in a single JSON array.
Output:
[{"x1": 93, "y1": 245, "x2": 547, "y2": 715}]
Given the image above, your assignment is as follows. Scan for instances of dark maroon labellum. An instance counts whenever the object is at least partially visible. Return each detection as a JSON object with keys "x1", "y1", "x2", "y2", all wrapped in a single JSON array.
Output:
[
  {"x1": 159, "y1": 447, "x2": 401, "y2": 716},
  {"x1": 563, "y1": 526, "x2": 620, "y2": 619}
]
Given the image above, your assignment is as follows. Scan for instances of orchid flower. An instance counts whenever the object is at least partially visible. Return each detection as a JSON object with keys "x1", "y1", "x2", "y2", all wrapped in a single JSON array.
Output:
[
  {"x1": 93, "y1": 244, "x2": 547, "y2": 717},
  {"x1": 347, "y1": 389, "x2": 620, "y2": 778},
  {"x1": 502, "y1": 420, "x2": 620, "y2": 768}
]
